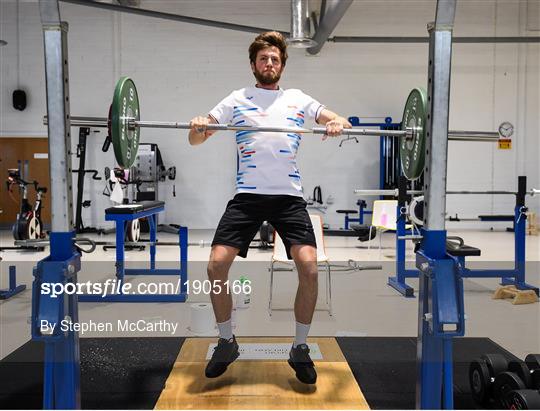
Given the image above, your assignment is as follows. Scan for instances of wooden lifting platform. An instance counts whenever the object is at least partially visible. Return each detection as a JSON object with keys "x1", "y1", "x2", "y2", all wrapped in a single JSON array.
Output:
[{"x1": 155, "y1": 337, "x2": 369, "y2": 410}]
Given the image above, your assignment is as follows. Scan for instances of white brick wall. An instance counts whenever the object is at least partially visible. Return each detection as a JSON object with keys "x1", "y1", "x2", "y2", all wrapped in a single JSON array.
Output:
[{"x1": 0, "y1": 0, "x2": 538, "y2": 228}]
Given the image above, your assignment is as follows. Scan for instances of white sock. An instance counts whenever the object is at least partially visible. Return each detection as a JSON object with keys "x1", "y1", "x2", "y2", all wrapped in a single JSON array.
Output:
[
  {"x1": 293, "y1": 321, "x2": 311, "y2": 348},
  {"x1": 217, "y1": 319, "x2": 233, "y2": 341}
]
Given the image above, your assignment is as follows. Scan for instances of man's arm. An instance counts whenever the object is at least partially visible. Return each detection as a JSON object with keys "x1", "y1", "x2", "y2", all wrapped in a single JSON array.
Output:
[
  {"x1": 188, "y1": 115, "x2": 218, "y2": 145},
  {"x1": 316, "y1": 108, "x2": 352, "y2": 139},
  {"x1": 316, "y1": 108, "x2": 351, "y2": 128}
]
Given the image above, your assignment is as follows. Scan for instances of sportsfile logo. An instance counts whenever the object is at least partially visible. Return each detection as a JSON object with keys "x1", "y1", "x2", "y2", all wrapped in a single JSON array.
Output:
[
  {"x1": 40, "y1": 279, "x2": 252, "y2": 298},
  {"x1": 40, "y1": 279, "x2": 186, "y2": 299},
  {"x1": 41, "y1": 279, "x2": 138, "y2": 299}
]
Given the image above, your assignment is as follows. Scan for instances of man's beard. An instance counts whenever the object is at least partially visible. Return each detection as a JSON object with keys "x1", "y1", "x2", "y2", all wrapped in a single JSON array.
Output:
[{"x1": 253, "y1": 68, "x2": 282, "y2": 85}]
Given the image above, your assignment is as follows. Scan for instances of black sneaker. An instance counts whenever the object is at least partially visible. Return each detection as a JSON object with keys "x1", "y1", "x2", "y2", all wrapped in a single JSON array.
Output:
[
  {"x1": 288, "y1": 344, "x2": 317, "y2": 384},
  {"x1": 205, "y1": 336, "x2": 240, "y2": 378}
]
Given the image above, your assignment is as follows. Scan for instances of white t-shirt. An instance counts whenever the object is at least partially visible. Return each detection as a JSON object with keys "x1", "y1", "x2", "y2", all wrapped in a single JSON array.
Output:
[{"x1": 209, "y1": 86, "x2": 324, "y2": 197}]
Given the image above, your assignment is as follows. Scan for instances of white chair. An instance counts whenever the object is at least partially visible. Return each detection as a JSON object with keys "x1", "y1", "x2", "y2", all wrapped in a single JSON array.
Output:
[
  {"x1": 368, "y1": 200, "x2": 398, "y2": 257},
  {"x1": 268, "y1": 214, "x2": 332, "y2": 316}
]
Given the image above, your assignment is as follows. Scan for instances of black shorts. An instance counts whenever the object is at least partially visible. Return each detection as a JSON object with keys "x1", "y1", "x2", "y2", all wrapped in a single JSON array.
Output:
[{"x1": 212, "y1": 193, "x2": 316, "y2": 259}]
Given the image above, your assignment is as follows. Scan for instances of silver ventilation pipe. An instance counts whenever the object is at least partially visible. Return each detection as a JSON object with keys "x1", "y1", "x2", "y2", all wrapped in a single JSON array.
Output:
[
  {"x1": 307, "y1": 0, "x2": 353, "y2": 54},
  {"x1": 288, "y1": 0, "x2": 317, "y2": 48},
  {"x1": 116, "y1": 0, "x2": 140, "y2": 6}
]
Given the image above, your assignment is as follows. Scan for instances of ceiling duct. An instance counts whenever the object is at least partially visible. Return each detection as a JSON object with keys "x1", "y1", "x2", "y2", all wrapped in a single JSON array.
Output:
[
  {"x1": 116, "y1": 0, "x2": 140, "y2": 7},
  {"x1": 307, "y1": 0, "x2": 353, "y2": 54},
  {"x1": 94, "y1": 0, "x2": 140, "y2": 5},
  {"x1": 61, "y1": 0, "x2": 280, "y2": 35},
  {"x1": 288, "y1": 0, "x2": 317, "y2": 48}
]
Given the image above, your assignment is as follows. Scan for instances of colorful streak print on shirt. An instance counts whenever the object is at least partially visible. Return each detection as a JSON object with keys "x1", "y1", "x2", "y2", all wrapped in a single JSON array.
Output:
[
  {"x1": 234, "y1": 106, "x2": 258, "y2": 190},
  {"x1": 283, "y1": 110, "x2": 304, "y2": 181}
]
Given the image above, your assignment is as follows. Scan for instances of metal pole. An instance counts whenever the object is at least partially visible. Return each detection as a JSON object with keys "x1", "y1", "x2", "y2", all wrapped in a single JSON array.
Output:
[
  {"x1": 446, "y1": 132, "x2": 499, "y2": 141},
  {"x1": 416, "y1": 1, "x2": 457, "y2": 409},
  {"x1": 306, "y1": 0, "x2": 353, "y2": 54},
  {"x1": 354, "y1": 188, "x2": 539, "y2": 196},
  {"x1": 74, "y1": 127, "x2": 89, "y2": 232},
  {"x1": 41, "y1": 9, "x2": 74, "y2": 233},
  {"x1": 39, "y1": 3, "x2": 81, "y2": 410},
  {"x1": 443, "y1": 338, "x2": 454, "y2": 409},
  {"x1": 424, "y1": 24, "x2": 453, "y2": 231},
  {"x1": 354, "y1": 188, "x2": 420, "y2": 196},
  {"x1": 43, "y1": 115, "x2": 506, "y2": 141},
  {"x1": 60, "y1": 0, "x2": 281, "y2": 36},
  {"x1": 330, "y1": 36, "x2": 540, "y2": 44},
  {"x1": 135, "y1": 121, "x2": 410, "y2": 136}
]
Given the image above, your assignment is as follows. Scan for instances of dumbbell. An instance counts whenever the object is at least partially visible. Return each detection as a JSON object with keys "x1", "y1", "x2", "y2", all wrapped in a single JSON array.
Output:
[
  {"x1": 508, "y1": 360, "x2": 534, "y2": 388},
  {"x1": 504, "y1": 390, "x2": 540, "y2": 409},
  {"x1": 469, "y1": 353, "x2": 509, "y2": 405},
  {"x1": 506, "y1": 355, "x2": 540, "y2": 390},
  {"x1": 494, "y1": 354, "x2": 540, "y2": 408},
  {"x1": 493, "y1": 371, "x2": 528, "y2": 408},
  {"x1": 525, "y1": 354, "x2": 540, "y2": 388}
]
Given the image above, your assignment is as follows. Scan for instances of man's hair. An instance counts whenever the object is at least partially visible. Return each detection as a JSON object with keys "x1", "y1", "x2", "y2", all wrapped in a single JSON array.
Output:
[{"x1": 249, "y1": 31, "x2": 288, "y2": 66}]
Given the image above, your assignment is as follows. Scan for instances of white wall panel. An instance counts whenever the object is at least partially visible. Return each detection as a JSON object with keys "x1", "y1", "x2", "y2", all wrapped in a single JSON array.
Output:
[{"x1": 0, "y1": 0, "x2": 538, "y2": 228}]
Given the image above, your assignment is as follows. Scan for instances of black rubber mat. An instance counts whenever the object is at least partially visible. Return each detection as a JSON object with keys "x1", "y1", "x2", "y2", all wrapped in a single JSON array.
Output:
[
  {"x1": 0, "y1": 337, "x2": 184, "y2": 409},
  {"x1": 336, "y1": 336, "x2": 520, "y2": 409},
  {"x1": 0, "y1": 336, "x2": 519, "y2": 409}
]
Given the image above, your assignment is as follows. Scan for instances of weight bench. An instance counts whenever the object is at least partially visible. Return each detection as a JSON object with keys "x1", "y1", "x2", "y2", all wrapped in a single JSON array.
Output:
[
  {"x1": 414, "y1": 236, "x2": 481, "y2": 258},
  {"x1": 336, "y1": 209, "x2": 358, "y2": 228},
  {"x1": 478, "y1": 214, "x2": 516, "y2": 232},
  {"x1": 478, "y1": 214, "x2": 514, "y2": 222},
  {"x1": 79, "y1": 200, "x2": 188, "y2": 302},
  {"x1": 0, "y1": 266, "x2": 26, "y2": 300},
  {"x1": 336, "y1": 200, "x2": 370, "y2": 228},
  {"x1": 446, "y1": 236, "x2": 481, "y2": 257},
  {"x1": 351, "y1": 224, "x2": 377, "y2": 242}
]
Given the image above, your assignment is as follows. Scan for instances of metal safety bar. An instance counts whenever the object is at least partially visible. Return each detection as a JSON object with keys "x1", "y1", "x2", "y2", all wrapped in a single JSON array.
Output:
[{"x1": 354, "y1": 188, "x2": 540, "y2": 196}]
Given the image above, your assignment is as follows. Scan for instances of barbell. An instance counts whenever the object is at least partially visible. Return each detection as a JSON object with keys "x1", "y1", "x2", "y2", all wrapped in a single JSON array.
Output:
[
  {"x1": 43, "y1": 77, "x2": 513, "y2": 179},
  {"x1": 353, "y1": 189, "x2": 540, "y2": 197}
]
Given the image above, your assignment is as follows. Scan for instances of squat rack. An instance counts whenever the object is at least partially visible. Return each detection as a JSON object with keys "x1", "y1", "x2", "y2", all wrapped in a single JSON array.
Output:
[{"x1": 36, "y1": 0, "x2": 489, "y2": 408}]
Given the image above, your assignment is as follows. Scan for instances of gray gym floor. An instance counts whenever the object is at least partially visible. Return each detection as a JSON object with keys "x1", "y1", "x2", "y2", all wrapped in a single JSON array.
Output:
[{"x1": 1, "y1": 228, "x2": 539, "y2": 361}]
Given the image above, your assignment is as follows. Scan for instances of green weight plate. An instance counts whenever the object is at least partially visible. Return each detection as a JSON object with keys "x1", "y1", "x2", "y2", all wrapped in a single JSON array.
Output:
[
  {"x1": 111, "y1": 77, "x2": 140, "y2": 168},
  {"x1": 400, "y1": 87, "x2": 427, "y2": 180}
]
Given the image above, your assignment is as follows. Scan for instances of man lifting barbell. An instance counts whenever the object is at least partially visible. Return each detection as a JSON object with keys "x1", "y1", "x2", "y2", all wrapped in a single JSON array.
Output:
[
  {"x1": 188, "y1": 31, "x2": 352, "y2": 384},
  {"x1": 43, "y1": 29, "x2": 513, "y2": 385}
]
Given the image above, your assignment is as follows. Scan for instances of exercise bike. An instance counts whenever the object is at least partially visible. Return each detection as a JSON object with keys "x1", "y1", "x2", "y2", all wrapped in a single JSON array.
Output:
[{"x1": 6, "y1": 169, "x2": 47, "y2": 240}]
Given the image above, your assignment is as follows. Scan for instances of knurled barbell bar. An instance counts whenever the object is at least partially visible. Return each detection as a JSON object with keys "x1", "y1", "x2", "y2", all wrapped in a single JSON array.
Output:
[
  {"x1": 49, "y1": 115, "x2": 500, "y2": 140},
  {"x1": 43, "y1": 77, "x2": 514, "y2": 178}
]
